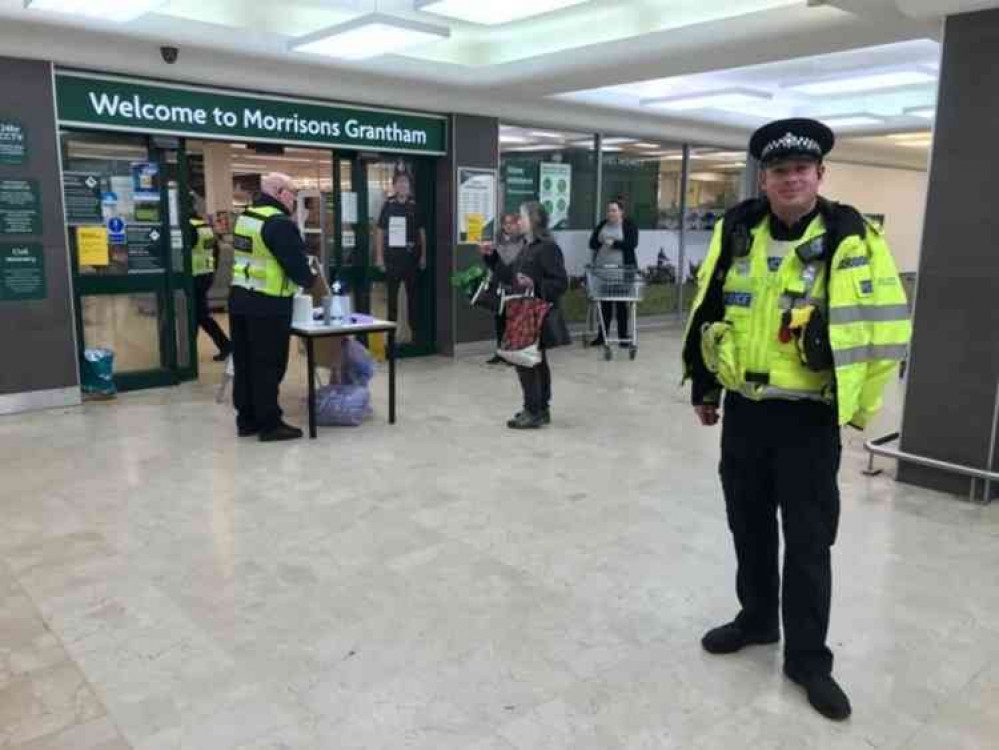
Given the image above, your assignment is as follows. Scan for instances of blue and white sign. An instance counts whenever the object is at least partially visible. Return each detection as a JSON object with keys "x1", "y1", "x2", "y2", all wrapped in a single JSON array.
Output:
[{"x1": 107, "y1": 216, "x2": 126, "y2": 244}]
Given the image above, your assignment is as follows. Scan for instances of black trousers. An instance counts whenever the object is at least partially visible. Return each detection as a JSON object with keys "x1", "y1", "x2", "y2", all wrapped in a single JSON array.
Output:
[
  {"x1": 494, "y1": 313, "x2": 505, "y2": 345},
  {"x1": 386, "y1": 250, "x2": 420, "y2": 341},
  {"x1": 720, "y1": 393, "x2": 841, "y2": 676},
  {"x1": 516, "y1": 351, "x2": 551, "y2": 414},
  {"x1": 230, "y1": 311, "x2": 292, "y2": 432},
  {"x1": 194, "y1": 273, "x2": 231, "y2": 355},
  {"x1": 600, "y1": 301, "x2": 629, "y2": 339}
]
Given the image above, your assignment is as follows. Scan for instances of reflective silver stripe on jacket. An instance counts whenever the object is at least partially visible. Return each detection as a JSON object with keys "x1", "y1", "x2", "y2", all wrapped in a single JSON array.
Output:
[
  {"x1": 834, "y1": 343, "x2": 909, "y2": 365},
  {"x1": 828, "y1": 304, "x2": 910, "y2": 325},
  {"x1": 740, "y1": 383, "x2": 832, "y2": 404}
]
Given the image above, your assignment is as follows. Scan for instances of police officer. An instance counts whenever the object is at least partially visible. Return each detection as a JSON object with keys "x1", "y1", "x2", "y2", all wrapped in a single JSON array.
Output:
[
  {"x1": 683, "y1": 119, "x2": 911, "y2": 720},
  {"x1": 374, "y1": 171, "x2": 426, "y2": 344},
  {"x1": 229, "y1": 173, "x2": 316, "y2": 442},
  {"x1": 189, "y1": 193, "x2": 231, "y2": 362}
]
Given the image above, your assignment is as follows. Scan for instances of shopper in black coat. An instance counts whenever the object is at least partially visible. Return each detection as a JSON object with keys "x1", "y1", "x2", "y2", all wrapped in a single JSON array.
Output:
[
  {"x1": 482, "y1": 201, "x2": 570, "y2": 429},
  {"x1": 588, "y1": 200, "x2": 640, "y2": 346}
]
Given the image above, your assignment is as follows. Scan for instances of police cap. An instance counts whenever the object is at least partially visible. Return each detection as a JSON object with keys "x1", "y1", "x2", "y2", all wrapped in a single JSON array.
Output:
[{"x1": 749, "y1": 118, "x2": 835, "y2": 166}]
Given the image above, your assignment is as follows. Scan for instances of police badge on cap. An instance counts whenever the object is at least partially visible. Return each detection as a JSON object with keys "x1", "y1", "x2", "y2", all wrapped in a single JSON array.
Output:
[{"x1": 749, "y1": 118, "x2": 835, "y2": 166}]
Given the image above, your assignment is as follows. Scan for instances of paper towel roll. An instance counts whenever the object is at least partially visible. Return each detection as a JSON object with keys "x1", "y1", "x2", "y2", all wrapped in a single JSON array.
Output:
[{"x1": 293, "y1": 294, "x2": 313, "y2": 325}]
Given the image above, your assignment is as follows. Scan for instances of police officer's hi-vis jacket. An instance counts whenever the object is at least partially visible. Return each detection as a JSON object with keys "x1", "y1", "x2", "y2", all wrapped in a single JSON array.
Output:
[{"x1": 682, "y1": 197, "x2": 912, "y2": 429}]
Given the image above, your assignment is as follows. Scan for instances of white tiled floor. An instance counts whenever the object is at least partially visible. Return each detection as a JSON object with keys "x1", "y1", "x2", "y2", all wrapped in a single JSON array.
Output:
[{"x1": 1, "y1": 326, "x2": 997, "y2": 750}]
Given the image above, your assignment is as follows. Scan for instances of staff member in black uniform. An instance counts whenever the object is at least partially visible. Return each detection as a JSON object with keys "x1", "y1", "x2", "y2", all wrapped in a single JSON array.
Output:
[
  {"x1": 229, "y1": 173, "x2": 316, "y2": 443},
  {"x1": 189, "y1": 193, "x2": 231, "y2": 362},
  {"x1": 374, "y1": 172, "x2": 426, "y2": 344}
]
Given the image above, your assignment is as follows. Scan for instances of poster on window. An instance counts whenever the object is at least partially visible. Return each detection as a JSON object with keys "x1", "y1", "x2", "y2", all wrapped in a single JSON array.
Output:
[
  {"x1": 457, "y1": 167, "x2": 496, "y2": 244},
  {"x1": 539, "y1": 162, "x2": 571, "y2": 230}
]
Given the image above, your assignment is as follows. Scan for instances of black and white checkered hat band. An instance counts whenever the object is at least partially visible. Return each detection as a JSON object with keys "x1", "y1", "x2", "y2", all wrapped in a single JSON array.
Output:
[{"x1": 761, "y1": 132, "x2": 823, "y2": 160}]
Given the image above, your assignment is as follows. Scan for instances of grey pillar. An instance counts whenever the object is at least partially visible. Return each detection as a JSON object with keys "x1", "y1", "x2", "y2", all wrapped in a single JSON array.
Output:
[
  {"x1": 0, "y1": 58, "x2": 80, "y2": 415},
  {"x1": 898, "y1": 8, "x2": 999, "y2": 499}
]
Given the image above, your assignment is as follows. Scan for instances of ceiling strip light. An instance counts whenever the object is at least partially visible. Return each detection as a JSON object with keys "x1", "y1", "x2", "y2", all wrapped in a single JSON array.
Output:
[
  {"x1": 641, "y1": 88, "x2": 773, "y2": 113},
  {"x1": 24, "y1": 0, "x2": 167, "y2": 22},
  {"x1": 905, "y1": 106, "x2": 935, "y2": 119},
  {"x1": 416, "y1": 0, "x2": 588, "y2": 26},
  {"x1": 290, "y1": 12, "x2": 450, "y2": 61},
  {"x1": 787, "y1": 70, "x2": 936, "y2": 96},
  {"x1": 819, "y1": 113, "x2": 887, "y2": 129}
]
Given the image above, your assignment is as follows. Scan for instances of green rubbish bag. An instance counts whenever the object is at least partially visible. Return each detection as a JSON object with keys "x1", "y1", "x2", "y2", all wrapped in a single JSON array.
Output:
[{"x1": 81, "y1": 348, "x2": 116, "y2": 397}]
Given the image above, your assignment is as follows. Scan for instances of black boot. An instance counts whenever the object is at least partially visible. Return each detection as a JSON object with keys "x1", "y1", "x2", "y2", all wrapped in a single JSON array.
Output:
[
  {"x1": 701, "y1": 620, "x2": 780, "y2": 655},
  {"x1": 784, "y1": 665, "x2": 852, "y2": 721},
  {"x1": 259, "y1": 421, "x2": 304, "y2": 442},
  {"x1": 507, "y1": 411, "x2": 544, "y2": 430}
]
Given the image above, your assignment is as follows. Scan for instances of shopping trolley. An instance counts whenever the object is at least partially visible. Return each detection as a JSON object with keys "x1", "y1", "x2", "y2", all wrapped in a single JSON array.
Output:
[{"x1": 583, "y1": 264, "x2": 646, "y2": 361}]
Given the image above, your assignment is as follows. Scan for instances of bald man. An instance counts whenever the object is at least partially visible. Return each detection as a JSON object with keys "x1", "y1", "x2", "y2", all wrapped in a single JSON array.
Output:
[{"x1": 229, "y1": 172, "x2": 316, "y2": 442}]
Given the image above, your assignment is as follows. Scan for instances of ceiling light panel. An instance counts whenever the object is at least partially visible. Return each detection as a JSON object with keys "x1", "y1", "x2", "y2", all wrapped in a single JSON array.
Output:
[
  {"x1": 24, "y1": 0, "x2": 167, "y2": 22},
  {"x1": 820, "y1": 114, "x2": 887, "y2": 128},
  {"x1": 416, "y1": 0, "x2": 589, "y2": 26},
  {"x1": 787, "y1": 70, "x2": 936, "y2": 96},
  {"x1": 642, "y1": 88, "x2": 773, "y2": 113},
  {"x1": 905, "y1": 106, "x2": 935, "y2": 119},
  {"x1": 290, "y1": 13, "x2": 450, "y2": 61}
]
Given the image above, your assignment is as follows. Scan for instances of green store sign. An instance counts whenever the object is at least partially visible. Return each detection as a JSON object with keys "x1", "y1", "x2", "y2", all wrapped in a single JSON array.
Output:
[{"x1": 55, "y1": 73, "x2": 447, "y2": 156}]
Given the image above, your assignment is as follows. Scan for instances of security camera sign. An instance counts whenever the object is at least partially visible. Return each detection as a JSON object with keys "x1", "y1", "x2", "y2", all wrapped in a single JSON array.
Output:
[{"x1": 0, "y1": 120, "x2": 27, "y2": 165}]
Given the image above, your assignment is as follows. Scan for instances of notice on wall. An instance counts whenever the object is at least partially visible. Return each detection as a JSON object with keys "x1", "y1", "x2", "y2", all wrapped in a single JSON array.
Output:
[
  {"x1": 132, "y1": 162, "x2": 160, "y2": 203},
  {"x1": 76, "y1": 225, "x2": 110, "y2": 267},
  {"x1": 63, "y1": 172, "x2": 103, "y2": 224},
  {"x1": 0, "y1": 120, "x2": 27, "y2": 165},
  {"x1": 539, "y1": 163, "x2": 572, "y2": 230},
  {"x1": 342, "y1": 192, "x2": 358, "y2": 224},
  {"x1": 457, "y1": 167, "x2": 496, "y2": 244},
  {"x1": 503, "y1": 160, "x2": 538, "y2": 214},
  {"x1": 126, "y1": 224, "x2": 164, "y2": 273},
  {"x1": 0, "y1": 179, "x2": 41, "y2": 235},
  {"x1": 0, "y1": 242, "x2": 45, "y2": 301}
]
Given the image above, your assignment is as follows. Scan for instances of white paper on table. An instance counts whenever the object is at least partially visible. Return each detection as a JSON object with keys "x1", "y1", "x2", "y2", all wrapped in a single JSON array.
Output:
[{"x1": 388, "y1": 216, "x2": 407, "y2": 248}]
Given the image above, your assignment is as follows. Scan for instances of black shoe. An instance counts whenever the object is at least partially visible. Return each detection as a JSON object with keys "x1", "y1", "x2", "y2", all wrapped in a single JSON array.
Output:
[
  {"x1": 590, "y1": 336, "x2": 605, "y2": 347},
  {"x1": 259, "y1": 422, "x2": 304, "y2": 442},
  {"x1": 507, "y1": 411, "x2": 543, "y2": 430},
  {"x1": 213, "y1": 348, "x2": 232, "y2": 362},
  {"x1": 237, "y1": 424, "x2": 260, "y2": 438},
  {"x1": 784, "y1": 665, "x2": 852, "y2": 721},
  {"x1": 486, "y1": 355, "x2": 504, "y2": 365},
  {"x1": 701, "y1": 621, "x2": 780, "y2": 655},
  {"x1": 539, "y1": 408, "x2": 551, "y2": 425},
  {"x1": 619, "y1": 341, "x2": 630, "y2": 349}
]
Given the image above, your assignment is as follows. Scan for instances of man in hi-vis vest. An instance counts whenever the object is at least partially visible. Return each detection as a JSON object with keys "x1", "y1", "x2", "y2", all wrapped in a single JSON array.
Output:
[
  {"x1": 230, "y1": 173, "x2": 316, "y2": 442},
  {"x1": 683, "y1": 119, "x2": 911, "y2": 721},
  {"x1": 189, "y1": 192, "x2": 231, "y2": 362}
]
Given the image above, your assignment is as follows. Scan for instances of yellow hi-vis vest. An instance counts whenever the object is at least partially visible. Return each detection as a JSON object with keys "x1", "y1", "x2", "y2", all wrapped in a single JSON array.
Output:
[
  {"x1": 685, "y1": 211, "x2": 911, "y2": 428},
  {"x1": 231, "y1": 205, "x2": 297, "y2": 298},
  {"x1": 190, "y1": 218, "x2": 215, "y2": 276}
]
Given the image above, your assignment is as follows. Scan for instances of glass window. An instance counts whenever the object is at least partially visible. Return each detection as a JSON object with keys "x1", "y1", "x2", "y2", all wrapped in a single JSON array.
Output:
[
  {"x1": 597, "y1": 139, "x2": 685, "y2": 318},
  {"x1": 685, "y1": 147, "x2": 748, "y2": 284},
  {"x1": 500, "y1": 125, "x2": 598, "y2": 324}
]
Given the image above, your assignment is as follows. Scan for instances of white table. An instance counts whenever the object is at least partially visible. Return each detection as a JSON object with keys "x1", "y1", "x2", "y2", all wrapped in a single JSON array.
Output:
[{"x1": 291, "y1": 318, "x2": 398, "y2": 439}]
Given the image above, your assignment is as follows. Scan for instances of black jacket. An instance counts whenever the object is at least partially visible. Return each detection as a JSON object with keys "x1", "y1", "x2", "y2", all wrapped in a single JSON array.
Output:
[
  {"x1": 589, "y1": 219, "x2": 640, "y2": 267},
  {"x1": 486, "y1": 236, "x2": 571, "y2": 348},
  {"x1": 229, "y1": 194, "x2": 316, "y2": 317}
]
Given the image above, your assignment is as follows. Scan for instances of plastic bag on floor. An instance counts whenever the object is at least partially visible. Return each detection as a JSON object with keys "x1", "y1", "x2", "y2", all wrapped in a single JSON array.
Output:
[
  {"x1": 342, "y1": 338, "x2": 375, "y2": 387},
  {"x1": 316, "y1": 384, "x2": 372, "y2": 427},
  {"x1": 80, "y1": 348, "x2": 116, "y2": 397}
]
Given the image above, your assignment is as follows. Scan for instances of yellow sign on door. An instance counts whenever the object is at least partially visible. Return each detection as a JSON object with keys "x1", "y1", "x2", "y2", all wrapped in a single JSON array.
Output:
[
  {"x1": 467, "y1": 213, "x2": 485, "y2": 243},
  {"x1": 76, "y1": 226, "x2": 109, "y2": 267}
]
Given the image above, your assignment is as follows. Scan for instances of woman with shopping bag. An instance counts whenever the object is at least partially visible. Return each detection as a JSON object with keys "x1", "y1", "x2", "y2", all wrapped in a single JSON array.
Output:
[{"x1": 481, "y1": 202, "x2": 570, "y2": 429}]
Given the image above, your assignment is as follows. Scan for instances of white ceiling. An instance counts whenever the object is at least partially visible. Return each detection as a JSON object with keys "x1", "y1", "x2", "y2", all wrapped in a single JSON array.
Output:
[{"x1": 0, "y1": 0, "x2": 972, "y2": 168}]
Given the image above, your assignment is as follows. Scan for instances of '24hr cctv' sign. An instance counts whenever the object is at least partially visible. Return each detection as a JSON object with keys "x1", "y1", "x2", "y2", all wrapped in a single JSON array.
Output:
[{"x1": 55, "y1": 73, "x2": 447, "y2": 156}]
